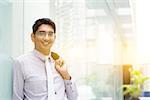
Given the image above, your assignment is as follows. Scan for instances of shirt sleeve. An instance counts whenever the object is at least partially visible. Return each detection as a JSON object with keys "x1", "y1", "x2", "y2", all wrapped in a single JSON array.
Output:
[
  {"x1": 64, "y1": 78, "x2": 78, "y2": 100},
  {"x1": 13, "y1": 59, "x2": 24, "y2": 100}
]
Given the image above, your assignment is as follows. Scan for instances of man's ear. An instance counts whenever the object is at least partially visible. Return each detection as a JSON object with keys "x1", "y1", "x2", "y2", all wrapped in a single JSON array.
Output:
[{"x1": 31, "y1": 33, "x2": 35, "y2": 42}]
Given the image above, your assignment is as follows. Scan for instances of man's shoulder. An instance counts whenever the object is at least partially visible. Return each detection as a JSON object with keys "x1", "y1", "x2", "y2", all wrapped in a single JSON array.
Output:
[{"x1": 14, "y1": 51, "x2": 33, "y2": 62}]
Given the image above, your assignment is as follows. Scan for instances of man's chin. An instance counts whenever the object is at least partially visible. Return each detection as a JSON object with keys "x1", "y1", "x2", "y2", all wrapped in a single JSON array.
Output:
[
  {"x1": 43, "y1": 46, "x2": 51, "y2": 50},
  {"x1": 43, "y1": 47, "x2": 50, "y2": 49}
]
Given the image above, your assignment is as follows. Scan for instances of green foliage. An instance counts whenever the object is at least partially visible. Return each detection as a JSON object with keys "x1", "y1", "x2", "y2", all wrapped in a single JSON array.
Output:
[{"x1": 122, "y1": 69, "x2": 150, "y2": 97}]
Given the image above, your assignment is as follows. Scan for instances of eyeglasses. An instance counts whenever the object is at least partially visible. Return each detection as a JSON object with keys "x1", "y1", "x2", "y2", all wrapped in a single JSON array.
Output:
[{"x1": 36, "y1": 31, "x2": 55, "y2": 37}]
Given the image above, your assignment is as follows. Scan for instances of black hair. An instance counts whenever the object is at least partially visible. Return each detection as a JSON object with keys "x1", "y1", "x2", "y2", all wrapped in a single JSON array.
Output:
[{"x1": 32, "y1": 18, "x2": 56, "y2": 34}]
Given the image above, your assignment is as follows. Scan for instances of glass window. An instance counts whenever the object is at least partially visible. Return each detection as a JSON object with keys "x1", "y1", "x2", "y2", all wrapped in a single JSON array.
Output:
[{"x1": 0, "y1": 1, "x2": 24, "y2": 99}]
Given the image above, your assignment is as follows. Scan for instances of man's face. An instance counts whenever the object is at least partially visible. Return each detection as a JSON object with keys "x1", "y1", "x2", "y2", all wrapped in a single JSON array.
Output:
[{"x1": 31, "y1": 24, "x2": 56, "y2": 55}]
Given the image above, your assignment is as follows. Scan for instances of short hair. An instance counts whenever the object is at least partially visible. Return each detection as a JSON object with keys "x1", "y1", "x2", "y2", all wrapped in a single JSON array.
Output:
[{"x1": 32, "y1": 18, "x2": 56, "y2": 34}]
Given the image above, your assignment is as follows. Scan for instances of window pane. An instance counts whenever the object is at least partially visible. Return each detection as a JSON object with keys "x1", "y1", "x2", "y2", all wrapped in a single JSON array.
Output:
[
  {"x1": 51, "y1": 0, "x2": 124, "y2": 100},
  {"x1": 0, "y1": 1, "x2": 24, "y2": 99}
]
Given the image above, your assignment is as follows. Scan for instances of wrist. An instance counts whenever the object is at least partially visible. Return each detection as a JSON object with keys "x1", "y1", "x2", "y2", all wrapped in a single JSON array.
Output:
[{"x1": 63, "y1": 75, "x2": 71, "y2": 80}]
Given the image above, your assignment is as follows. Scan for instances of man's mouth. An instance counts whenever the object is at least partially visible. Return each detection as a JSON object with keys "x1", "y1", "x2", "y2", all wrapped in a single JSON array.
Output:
[{"x1": 43, "y1": 42, "x2": 49, "y2": 45}]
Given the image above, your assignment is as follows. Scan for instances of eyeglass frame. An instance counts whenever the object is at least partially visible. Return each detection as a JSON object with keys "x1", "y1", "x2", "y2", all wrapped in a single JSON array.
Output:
[{"x1": 35, "y1": 31, "x2": 55, "y2": 37}]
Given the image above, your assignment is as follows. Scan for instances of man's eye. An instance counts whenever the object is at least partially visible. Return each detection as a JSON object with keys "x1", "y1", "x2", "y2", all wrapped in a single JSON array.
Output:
[
  {"x1": 48, "y1": 32, "x2": 54, "y2": 36},
  {"x1": 39, "y1": 32, "x2": 45, "y2": 34},
  {"x1": 38, "y1": 32, "x2": 46, "y2": 36}
]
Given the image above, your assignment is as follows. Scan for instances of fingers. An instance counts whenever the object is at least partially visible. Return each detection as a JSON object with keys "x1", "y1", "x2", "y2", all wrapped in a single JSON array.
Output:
[{"x1": 55, "y1": 58, "x2": 64, "y2": 67}]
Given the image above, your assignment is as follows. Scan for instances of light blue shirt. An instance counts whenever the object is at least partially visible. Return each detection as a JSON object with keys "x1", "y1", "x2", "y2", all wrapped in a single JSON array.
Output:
[{"x1": 13, "y1": 50, "x2": 78, "y2": 100}]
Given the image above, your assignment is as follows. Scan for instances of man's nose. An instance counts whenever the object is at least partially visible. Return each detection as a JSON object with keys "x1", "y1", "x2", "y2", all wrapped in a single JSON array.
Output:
[{"x1": 43, "y1": 34, "x2": 49, "y2": 40}]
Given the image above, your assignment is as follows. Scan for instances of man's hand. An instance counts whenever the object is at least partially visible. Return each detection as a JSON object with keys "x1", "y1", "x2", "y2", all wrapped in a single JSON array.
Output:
[{"x1": 55, "y1": 58, "x2": 71, "y2": 80}]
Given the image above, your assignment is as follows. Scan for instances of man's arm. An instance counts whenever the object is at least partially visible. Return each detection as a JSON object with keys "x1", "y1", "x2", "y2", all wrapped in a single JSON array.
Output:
[
  {"x1": 64, "y1": 78, "x2": 78, "y2": 100},
  {"x1": 54, "y1": 57, "x2": 78, "y2": 100},
  {"x1": 13, "y1": 59, "x2": 24, "y2": 100}
]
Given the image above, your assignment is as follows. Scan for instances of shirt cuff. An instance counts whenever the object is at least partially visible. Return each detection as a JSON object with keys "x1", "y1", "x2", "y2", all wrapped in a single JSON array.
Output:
[{"x1": 64, "y1": 79, "x2": 72, "y2": 85}]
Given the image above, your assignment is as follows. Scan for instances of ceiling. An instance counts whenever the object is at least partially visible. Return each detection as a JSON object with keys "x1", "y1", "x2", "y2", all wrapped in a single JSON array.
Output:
[{"x1": 86, "y1": 0, "x2": 134, "y2": 41}]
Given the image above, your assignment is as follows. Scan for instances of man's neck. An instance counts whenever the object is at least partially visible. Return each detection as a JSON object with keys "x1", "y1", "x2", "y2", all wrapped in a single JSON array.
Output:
[{"x1": 35, "y1": 48, "x2": 50, "y2": 56}]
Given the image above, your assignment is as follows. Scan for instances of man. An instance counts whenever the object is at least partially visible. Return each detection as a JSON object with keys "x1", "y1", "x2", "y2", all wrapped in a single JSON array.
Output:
[{"x1": 13, "y1": 18, "x2": 78, "y2": 100}]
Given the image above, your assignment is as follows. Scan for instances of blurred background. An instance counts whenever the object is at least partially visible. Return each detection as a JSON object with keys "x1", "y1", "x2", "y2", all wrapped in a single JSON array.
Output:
[{"x1": 0, "y1": 0, "x2": 150, "y2": 100}]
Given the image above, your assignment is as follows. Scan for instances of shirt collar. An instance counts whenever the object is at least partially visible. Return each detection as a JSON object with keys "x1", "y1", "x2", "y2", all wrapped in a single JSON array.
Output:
[{"x1": 32, "y1": 49, "x2": 55, "y2": 62}]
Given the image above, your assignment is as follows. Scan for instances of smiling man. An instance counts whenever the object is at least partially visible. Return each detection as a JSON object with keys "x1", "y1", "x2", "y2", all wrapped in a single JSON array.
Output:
[{"x1": 13, "y1": 18, "x2": 78, "y2": 100}]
